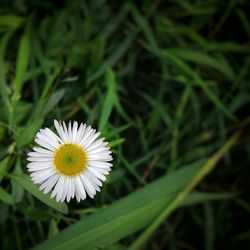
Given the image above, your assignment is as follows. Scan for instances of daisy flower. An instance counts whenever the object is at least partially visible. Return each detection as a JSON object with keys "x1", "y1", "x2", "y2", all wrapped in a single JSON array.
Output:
[{"x1": 27, "y1": 120, "x2": 113, "y2": 203}]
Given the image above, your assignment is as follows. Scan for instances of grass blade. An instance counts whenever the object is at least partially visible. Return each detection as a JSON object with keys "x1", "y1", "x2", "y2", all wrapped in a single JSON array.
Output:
[
  {"x1": 0, "y1": 15, "x2": 24, "y2": 29},
  {"x1": 88, "y1": 31, "x2": 136, "y2": 83},
  {"x1": 161, "y1": 50, "x2": 238, "y2": 121},
  {"x1": 167, "y1": 48, "x2": 235, "y2": 80},
  {"x1": 10, "y1": 21, "x2": 31, "y2": 126},
  {"x1": 98, "y1": 69, "x2": 116, "y2": 131},
  {"x1": 0, "y1": 32, "x2": 12, "y2": 120},
  {"x1": 130, "y1": 130, "x2": 241, "y2": 249},
  {"x1": 0, "y1": 186, "x2": 13, "y2": 204},
  {"x1": 33, "y1": 160, "x2": 205, "y2": 250},
  {"x1": 16, "y1": 117, "x2": 44, "y2": 148}
]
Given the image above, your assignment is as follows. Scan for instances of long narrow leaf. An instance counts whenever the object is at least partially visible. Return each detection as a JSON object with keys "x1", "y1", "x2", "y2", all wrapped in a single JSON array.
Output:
[{"x1": 33, "y1": 161, "x2": 204, "y2": 250}]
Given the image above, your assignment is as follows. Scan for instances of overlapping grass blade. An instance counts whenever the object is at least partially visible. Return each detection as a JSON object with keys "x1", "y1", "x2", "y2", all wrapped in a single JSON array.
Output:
[
  {"x1": 88, "y1": 32, "x2": 136, "y2": 83},
  {"x1": 160, "y1": 50, "x2": 237, "y2": 121},
  {"x1": 167, "y1": 48, "x2": 235, "y2": 80},
  {"x1": 33, "y1": 186, "x2": 234, "y2": 250},
  {"x1": 32, "y1": 160, "x2": 219, "y2": 250},
  {"x1": 130, "y1": 130, "x2": 241, "y2": 249}
]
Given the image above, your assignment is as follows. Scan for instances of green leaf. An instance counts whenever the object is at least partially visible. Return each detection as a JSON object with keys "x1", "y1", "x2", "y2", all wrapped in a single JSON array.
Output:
[
  {"x1": 43, "y1": 88, "x2": 65, "y2": 116},
  {"x1": 130, "y1": 3, "x2": 158, "y2": 49},
  {"x1": 10, "y1": 21, "x2": 31, "y2": 127},
  {"x1": 130, "y1": 131, "x2": 240, "y2": 249},
  {"x1": 11, "y1": 157, "x2": 24, "y2": 203},
  {"x1": 12, "y1": 22, "x2": 31, "y2": 95},
  {"x1": 48, "y1": 220, "x2": 59, "y2": 238},
  {"x1": 167, "y1": 48, "x2": 235, "y2": 80},
  {"x1": 11, "y1": 174, "x2": 68, "y2": 214},
  {"x1": 18, "y1": 205, "x2": 55, "y2": 221},
  {"x1": 0, "y1": 15, "x2": 24, "y2": 29},
  {"x1": 109, "y1": 138, "x2": 125, "y2": 148},
  {"x1": 16, "y1": 116, "x2": 44, "y2": 148},
  {"x1": 0, "y1": 157, "x2": 10, "y2": 183},
  {"x1": 88, "y1": 32, "x2": 136, "y2": 83},
  {"x1": 183, "y1": 191, "x2": 236, "y2": 206},
  {"x1": 160, "y1": 50, "x2": 238, "y2": 121},
  {"x1": 0, "y1": 186, "x2": 13, "y2": 204},
  {"x1": 0, "y1": 32, "x2": 12, "y2": 119},
  {"x1": 98, "y1": 69, "x2": 117, "y2": 131},
  {"x1": 33, "y1": 161, "x2": 204, "y2": 250},
  {"x1": 33, "y1": 152, "x2": 236, "y2": 250}
]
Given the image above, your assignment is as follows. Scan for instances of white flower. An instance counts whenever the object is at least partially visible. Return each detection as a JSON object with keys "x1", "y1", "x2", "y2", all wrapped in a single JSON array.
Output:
[{"x1": 27, "y1": 120, "x2": 113, "y2": 203}]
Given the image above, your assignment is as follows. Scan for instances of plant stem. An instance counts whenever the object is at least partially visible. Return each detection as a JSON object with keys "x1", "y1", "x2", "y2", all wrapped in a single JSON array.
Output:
[{"x1": 129, "y1": 130, "x2": 242, "y2": 250}]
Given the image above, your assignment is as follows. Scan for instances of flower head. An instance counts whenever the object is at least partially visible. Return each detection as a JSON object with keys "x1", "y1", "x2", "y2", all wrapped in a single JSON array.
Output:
[{"x1": 27, "y1": 120, "x2": 113, "y2": 202}]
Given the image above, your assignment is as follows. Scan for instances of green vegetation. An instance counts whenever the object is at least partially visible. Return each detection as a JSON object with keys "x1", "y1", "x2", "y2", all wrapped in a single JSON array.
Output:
[{"x1": 0, "y1": 0, "x2": 250, "y2": 249}]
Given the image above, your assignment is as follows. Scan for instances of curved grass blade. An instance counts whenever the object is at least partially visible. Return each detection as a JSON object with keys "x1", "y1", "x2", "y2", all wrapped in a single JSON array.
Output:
[
  {"x1": 31, "y1": 160, "x2": 235, "y2": 250},
  {"x1": 130, "y1": 130, "x2": 241, "y2": 249}
]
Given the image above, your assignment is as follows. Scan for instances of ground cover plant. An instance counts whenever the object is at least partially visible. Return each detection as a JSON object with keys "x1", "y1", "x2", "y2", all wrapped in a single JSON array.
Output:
[{"x1": 0, "y1": 0, "x2": 250, "y2": 249}]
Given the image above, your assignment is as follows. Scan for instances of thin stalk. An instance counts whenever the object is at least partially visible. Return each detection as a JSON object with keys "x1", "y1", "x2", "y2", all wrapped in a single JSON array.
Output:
[{"x1": 129, "y1": 130, "x2": 241, "y2": 250}]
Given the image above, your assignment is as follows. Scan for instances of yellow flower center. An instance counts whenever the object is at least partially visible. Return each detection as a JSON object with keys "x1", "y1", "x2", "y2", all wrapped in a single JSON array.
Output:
[{"x1": 54, "y1": 144, "x2": 88, "y2": 176}]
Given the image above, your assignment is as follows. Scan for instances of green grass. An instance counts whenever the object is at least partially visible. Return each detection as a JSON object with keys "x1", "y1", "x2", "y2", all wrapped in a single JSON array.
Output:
[{"x1": 0, "y1": 1, "x2": 250, "y2": 249}]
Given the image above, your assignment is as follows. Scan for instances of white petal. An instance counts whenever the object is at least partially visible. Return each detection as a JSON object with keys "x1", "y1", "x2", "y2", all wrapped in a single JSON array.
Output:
[
  {"x1": 28, "y1": 161, "x2": 53, "y2": 168},
  {"x1": 80, "y1": 173, "x2": 96, "y2": 198},
  {"x1": 85, "y1": 138, "x2": 107, "y2": 151},
  {"x1": 67, "y1": 121, "x2": 73, "y2": 143},
  {"x1": 85, "y1": 170, "x2": 102, "y2": 187},
  {"x1": 88, "y1": 150, "x2": 112, "y2": 157},
  {"x1": 87, "y1": 146, "x2": 110, "y2": 154},
  {"x1": 31, "y1": 168, "x2": 56, "y2": 184},
  {"x1": 75, "y1": 188, "x2": 81, "y2": 202},
  {"x1": 51, "y1": 176, "x2": 64, "y2": 199},
  {"x1": 54, "y1": 120, "x2": 68, "y2": 143},
  {"x1": 75, "y1": 176, "x2": 86, "y2": 200},
  {"x1": 28, "y1": 151, "x2": 53, "y2": 157},
  {"x1": 88, "y1": 154, "x2": 112, "y2": 161},
  {"x1": 75, "y1": 181, "x2": 83, "y2": 202},
  {"x1": 33, "y1": 147, "x2": 53, "y2": 154},
  {"x1": 79, "y1": 126, "x2": 94, "y2": 146},
  {"x1": 56, "y1": 176, "x2": 65, "y2": 202},
  {"x1": 37, "y1": 130, "x2": 60, "y2": 149},
  {"x1": 72, "y1": 121, "x2": 78, "y2": 143},
  {"x1": 87, "y1": 167, "x2": 106, "y2": 182},
  {"x1": 27, "y1": 157, "x2": 53, "y2": 162},
  {"x1": 75, "y1": 124, "x2": 86, "y2": 144},
  {"x1": 84, "y1": 131, "x2": 100, "y2": 149},
  {"x1": 40, "y1": 173, "x2": 60, "y2": 194},
  {"x1": 27, "y1": 163, "x2": 53, "y2": 172},
  {"x1": 60, "y1": 177, "x2": 69, "y2": 202},
  {"x1": 63, "y1": 122, "x2": 70, "y2": 142},
  {"x1": 66, "y1": 178, "x2": 72, "y2": 202},
  {"x1": 88, "y1": 161, "x2": 112, "y2": 169},
  {"x1": 84, "y1": 172, "x2": 101, "y2": 192},
  {"x1": 89, "y1": 166, "x2": 109, "y2": 175},
  {"x1": 35, "y1": 138, "x2": 55, "y2": 151},
  {"x1": 44, "y1": 128, "x2": 63, "y2": 144},
  {"x1": 71, "y1": 178, "x2": 75, "y2": 198}
]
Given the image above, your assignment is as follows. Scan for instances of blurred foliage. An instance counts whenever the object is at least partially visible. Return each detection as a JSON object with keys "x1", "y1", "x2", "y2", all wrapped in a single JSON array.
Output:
[{"x1": 0, "y1": 0, "x2": 250, "y2": 249}]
